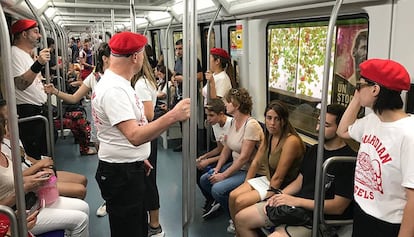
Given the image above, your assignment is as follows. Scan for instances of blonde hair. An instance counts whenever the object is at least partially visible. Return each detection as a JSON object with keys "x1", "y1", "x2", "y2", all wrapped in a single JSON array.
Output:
[{"x1": 131, "y1": 50, "x2": 157, "y2": 90}]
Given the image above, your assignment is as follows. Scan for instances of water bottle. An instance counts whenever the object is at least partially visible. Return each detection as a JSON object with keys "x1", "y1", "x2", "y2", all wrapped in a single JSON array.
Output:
[{"x1": 37, "y1": 175, "x2": 59, "y2": 206}]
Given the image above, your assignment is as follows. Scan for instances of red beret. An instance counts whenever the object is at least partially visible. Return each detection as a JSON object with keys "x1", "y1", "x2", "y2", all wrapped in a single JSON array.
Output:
[
  {"x1": 11, "y1": 19, "x2": 38, "y2": 34},
  {"x1": 109, "y1": 32, "x2": 147, "y2": 56},
  {"x1": 210, "y1": 48, "x2": 230, "y2": 60},
  {"x1": 360, "y1": 59, "x2": 410, "y2": 92}
]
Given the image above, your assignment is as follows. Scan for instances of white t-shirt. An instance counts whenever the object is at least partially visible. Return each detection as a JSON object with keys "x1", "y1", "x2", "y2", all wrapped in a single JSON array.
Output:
[
  {"x1": 83, "y1": 72, "x2": 100, "y2": 91},
  {"x1": 11, "y1": 46, "x2": 47, "y2": 105},
  {"x1": 92, "y1": 69, "x2": 150, "y2": 163},
  {"x1": 348, "y1": 113, "x2": 414, "y2": 223},
  {"x1": 212, "y1": 116, "x2": 232, "y2": 145},
  {"x1": 134, "y1": 76, "x2": 157, "y2": 109},
  {"x1": 202, "y1": 71, "x2": 232, "y2": 104},
  {"x1": 225, "y1": 118, "x2": 262, "y2": 171}
]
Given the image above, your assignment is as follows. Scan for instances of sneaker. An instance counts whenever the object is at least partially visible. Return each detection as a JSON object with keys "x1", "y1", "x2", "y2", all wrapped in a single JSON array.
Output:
[
  {"x1": 96, "y1": 202, "x2": 107, "y2": 217},
  {"x1": 202, "y1": 199, "x2": 214, "y2": 211},
  {"x1": 227, "y1": 219, "x2": 235, "y2": 234},
  {"x1": 202, "y1": 201, "x2": 221, "y2": 219},
  {"x1": 148, "y1": 224, "x2": 165, "y2": 237}
]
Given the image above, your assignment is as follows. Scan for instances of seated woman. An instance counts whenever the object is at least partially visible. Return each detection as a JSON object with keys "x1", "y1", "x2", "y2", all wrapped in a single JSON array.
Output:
[
  {"x1": 228, "y1": 100, "x2": 305, "y2": 233},
  {"x1": 0, "y1": 100, "x2": 87, "y2": 199},
  {"x1": 199, "y1": 88, "x2": 264, "y2": 219},
  {"x1": 0, "y1": 114, "x2": 90, "y2": 237}
]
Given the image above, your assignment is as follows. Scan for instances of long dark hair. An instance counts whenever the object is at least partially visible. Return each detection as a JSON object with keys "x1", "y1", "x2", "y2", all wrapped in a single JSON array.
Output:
[
  {"x1": 264, "y1": 100, "x2": 300, "y2": 147},
  {"x1": 95, "y1": 43, "x2": 110, "y2": 74},
  {"x1": 211, "y1": 54, "x2": 237, "y2": 88}
]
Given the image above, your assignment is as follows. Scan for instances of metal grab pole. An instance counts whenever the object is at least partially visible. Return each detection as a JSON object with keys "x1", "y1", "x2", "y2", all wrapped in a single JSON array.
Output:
[
  {"x1": 205, "y1": 5, "x2": 222, "y2": 152},
  {"x1": 130, "y1": 0, "x2": 136, "y2": 33},
  {"x1": 0, "y1": 4, "x2": 28, "y2": 236},
  {"x1": 25, "y1": 0, "x2": 55, "y2": 158},
  {"x1": 164, "y1": 17, "x2": 173, "y2": 129},
  {"x1": 312, "y1": 1, "x2": 343, "y2": 237},
  {"x1": 182, "y1": 0, "x2": 198, "y2": 236}
]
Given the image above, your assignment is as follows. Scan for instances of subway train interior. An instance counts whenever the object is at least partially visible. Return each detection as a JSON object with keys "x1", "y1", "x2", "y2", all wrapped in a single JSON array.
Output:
[{"x1": 0, "y1": 0, "x2": 413, "y2": 236}]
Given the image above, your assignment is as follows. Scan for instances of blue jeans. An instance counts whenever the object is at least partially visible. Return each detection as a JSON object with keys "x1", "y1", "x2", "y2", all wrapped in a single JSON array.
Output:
[{"x1": 199, "y1": 162, "x2": 247, "y2": 214}]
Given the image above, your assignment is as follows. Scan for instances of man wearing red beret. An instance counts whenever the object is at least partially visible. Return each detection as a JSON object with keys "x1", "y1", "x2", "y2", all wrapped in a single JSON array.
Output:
[
  {"x1": 338, "y1": 59, "x2": 414, "y2": 237},
  {"x1": 10, "y1": 19, "x2": 51, "y2": 159},
  {"x1": 92, "y1": 31, "x2": 191, "y2": 237}
]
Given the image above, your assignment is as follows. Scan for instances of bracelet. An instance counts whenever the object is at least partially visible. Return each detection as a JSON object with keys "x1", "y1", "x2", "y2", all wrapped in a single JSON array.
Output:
[
  {"x1": 30, "y1": 60, "x2": 43, "y2": 74},
  {"x1": 267, "y1": 187, "x2": 283, "y2": 194}
]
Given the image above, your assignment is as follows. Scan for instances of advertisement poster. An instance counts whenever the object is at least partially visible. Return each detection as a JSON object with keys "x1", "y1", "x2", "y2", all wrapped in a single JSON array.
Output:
[{"x1": 332, "y1": 25, "x2": 368, "y2": 107}]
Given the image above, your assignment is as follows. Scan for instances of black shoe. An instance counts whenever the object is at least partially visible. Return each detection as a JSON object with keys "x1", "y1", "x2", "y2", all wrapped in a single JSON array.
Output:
[
  {"x1": 203, "y1": 199, "x2": 214, "y2": 211},
  {"x1": 202, "y1": 201, "x2": 221, "y2": 219},
  {"x1": 173, "y1": 145, "x2": 182, "y2": 152}
]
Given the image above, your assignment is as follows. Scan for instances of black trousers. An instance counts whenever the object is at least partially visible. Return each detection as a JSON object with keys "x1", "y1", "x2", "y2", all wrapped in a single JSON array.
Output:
[
  {"x1": 144, "y1": 138, "x2": 160, "y2": 211},
  {"x1": 96, "y1": 160, "x2": 147, "y2": 237},
  {"x1": 352, "y1": 203, "x2": 400, "y2": 237},
  {"x1": 17, "y1": 104, "x2": 48, "y2": 159}
]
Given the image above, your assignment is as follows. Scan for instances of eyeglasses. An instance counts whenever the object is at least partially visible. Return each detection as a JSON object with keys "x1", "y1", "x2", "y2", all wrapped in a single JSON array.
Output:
[{"x1": 355, "y1": 81, "x2": 375, "y2": 90}]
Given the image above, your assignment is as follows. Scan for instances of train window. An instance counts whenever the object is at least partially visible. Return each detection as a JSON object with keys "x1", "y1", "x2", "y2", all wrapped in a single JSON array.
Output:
[
  {"x1": 229, "y1": 27, "x2": 240, "y2": 86},
  {"x1": 150, "y1": 31, "x2": 161, "y2": 62},
  {"x1": 267, "y1": 16, "x2": 368, "y2": 137},
  {"x1": 173, "y1": 31, "x2": 183, "y2": 45}
]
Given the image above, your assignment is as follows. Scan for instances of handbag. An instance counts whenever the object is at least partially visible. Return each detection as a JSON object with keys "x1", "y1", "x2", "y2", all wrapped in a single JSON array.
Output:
[{"x1": 265, "y1": 204, "x2": 312, "y2": 227}]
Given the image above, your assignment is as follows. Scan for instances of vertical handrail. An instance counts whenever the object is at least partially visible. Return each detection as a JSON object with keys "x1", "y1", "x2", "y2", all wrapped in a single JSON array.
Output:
[
  {"x1": 25, "y1": 0, "x2": 55, "y2": 158},
  {"x1": 0, "y1": 206, "x2": 18, "y2": 236},
  {"x1": 312, "y1": 0, "x2": 343, "y2": 237},
  {"x1": 205, "y1": 5, "x2": 222, "y2": 152},
  {"x1": 182, "y1": 0, "x2": 189, "y2": 235},
  {"x1": 0, "y1": 4, "x2": 29, "y2": 236},
  {"x1": 130, "y1": 0, "x2": 136, "y2": 33},
  {"x1": 164, "y1": 18, "x2": 173, "y2": 121},
  {"x1": 205, "y1": 5, "x2": 222, "y2": 104},
  {"x1": 181, "y1": 0, "x2": 198, "y2": 236},
  {"x1": 111, "y1": 9, "x2": 115, "y2": 35},
  {"x1": 44, "y1": 15, "x2": 63, "y2": 123},
  {"x1": 143, "y1": 22, "x2": 150, "y2": 35}
]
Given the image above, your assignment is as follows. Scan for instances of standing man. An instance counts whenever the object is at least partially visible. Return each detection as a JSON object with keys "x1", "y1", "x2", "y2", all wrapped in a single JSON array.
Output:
[
  {"x1": 337, "y1": 59, "x2": 414, "y2": 237},
  {"x1": 79, "y1": 38, "x2": 94, "y2": 80},
  {"x1": 10, "y1": 19, "x2": 50, "y2": 159},
  {"x1": 92, "y1": 32, "x2": 190, "y2": 237},
  {"x1": 171, "y1": 38, "x2": 203, "y2": 151}
]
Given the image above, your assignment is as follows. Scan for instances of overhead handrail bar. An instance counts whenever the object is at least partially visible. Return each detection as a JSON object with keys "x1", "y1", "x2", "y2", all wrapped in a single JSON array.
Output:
[
  {"x1": 312, "y1": 0, "x2": 343, "y2": 237},
  {"x1": 130, "y1": 0, "x2": 136, "y2": 33},
  {"x1": 25, "y1": 0, "x2": 55, "y2": 158},
  {"x1": 205, "y1": 5, "x2": 222, "y2": 152},
  {"x1": 320, "y1": 156, "x2": 356, "y2": 225},
  {"x1": 143, "y1": 21, "x2": 150, "y2": 35},
  {"x1": 0, "y1": 4, "x2": 28, "y2": 236},
  {"x1": 0, "y1": 205, "x2": 18, "y2": 236}
]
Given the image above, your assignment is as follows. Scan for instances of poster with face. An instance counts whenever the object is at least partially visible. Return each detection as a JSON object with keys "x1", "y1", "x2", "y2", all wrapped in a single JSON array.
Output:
[{"x1": 332, "y1": 26, "x2": 368, "y2": 107}]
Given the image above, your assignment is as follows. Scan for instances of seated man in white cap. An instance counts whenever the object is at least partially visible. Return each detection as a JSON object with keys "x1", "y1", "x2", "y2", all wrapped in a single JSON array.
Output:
[
  {"x1": 92, "y1": 31, "x2": 191, "y2": 237},
  {"x1": 338, "y1": 59, "x2": 414, "y2": 237}
]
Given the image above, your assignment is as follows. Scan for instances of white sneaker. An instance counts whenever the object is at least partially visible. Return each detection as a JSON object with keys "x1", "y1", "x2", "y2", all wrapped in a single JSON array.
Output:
[
  {"x1": 227, "y1": 219, "x2": 235, "y2": 234},
  {"x1": 96, "y1": 202, "x2": 107, "y2": 217}
]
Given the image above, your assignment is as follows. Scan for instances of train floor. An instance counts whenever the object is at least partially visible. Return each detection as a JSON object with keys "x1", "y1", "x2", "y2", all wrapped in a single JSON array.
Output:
[{"x1": 54, "y1": 134, "x2": 233, "y2": 237}]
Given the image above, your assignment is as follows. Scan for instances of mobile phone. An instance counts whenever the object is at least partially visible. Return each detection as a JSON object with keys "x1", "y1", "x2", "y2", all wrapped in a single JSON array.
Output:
[{"x1": 39, "y1": 173, "x2": 51, "y2": 179}]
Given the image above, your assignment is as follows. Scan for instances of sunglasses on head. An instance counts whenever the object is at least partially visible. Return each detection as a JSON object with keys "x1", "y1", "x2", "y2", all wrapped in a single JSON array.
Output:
[{"x1": 355, "y1": 79, "x2": 376, "y2": 90}]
